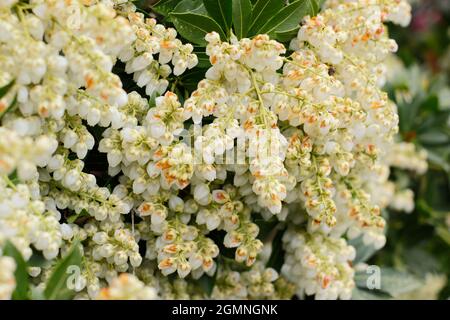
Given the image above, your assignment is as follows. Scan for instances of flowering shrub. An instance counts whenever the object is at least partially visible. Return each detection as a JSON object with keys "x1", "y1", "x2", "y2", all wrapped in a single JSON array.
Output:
[
  {"x1": 0, "y1": 0, "x2": 430, "y2": 300},
  {"x1": 364, "y1": 0, "x2": 450, "y2": 299}
]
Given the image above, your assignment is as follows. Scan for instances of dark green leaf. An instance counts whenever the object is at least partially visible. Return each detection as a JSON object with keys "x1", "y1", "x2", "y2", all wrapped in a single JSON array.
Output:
[
  {"x1": 197, "y1": 271, "x2": 217, "y2": 297},
  {"x1": 398, "y1": 96, "x2": 423, "y2": 133},
  {"x1": 152, "y1": 0, "x2": 179, "y2": 16},
  {"x1": 258, "y1": 0, "x2": 315, "y2": 38},
  {"x1": 203, "y1": 0, "x2": 232, "y2": 32},
  {"x1": 8, "y1": 170, "x2": 19, "y2": 185},
  {"x1": 44, "y1": 241, "x2": 82, "y2": 300},
  {"x1": 425, "y1": 150, "x2": 450, "y2": 172},
  {"x1": 67, "y1": 209, "x2": 90, "y2": 224},
  {"x1": 174, "y1": 0, "x2": 207, "y2": 15},
  {"x1": 193, "y1": 47, "x2": 211, "y2": 68},
  {"x1": 170, "y1": 12, "x2": 226, "y2": 46},
  {"x1": 248, "y1": 0, "x2": 283, "y2": 36},
  {"x1": 304, "y1": 0, "x2": 323, "y2": 16},
  {"x1": 0, "y1": 80, "x2": 14, "y2": 99},
  {"x1": 232, "y1": 0, "x2": 252, "y2": 39},
  {"x1": 275, "y1": 26, "x2": 300, "y2": 42},
  {"x1": 266, "y1": 228, "x2": 285, "y2": 272},
  {"x1": 28, "y1": 251, "x2": 51, "y2": 268},
  {"x1": 179, "y1": 69, "x2": 208, "y2": 92},
  {"x1": 3, "y1": 241, "x2": 29, "y2": 300}
]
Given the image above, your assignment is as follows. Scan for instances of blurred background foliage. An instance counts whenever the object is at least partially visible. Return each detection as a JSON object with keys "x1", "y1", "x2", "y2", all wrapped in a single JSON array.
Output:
[{"x1": 368, "y1": 0, "x2": 450, "y2": 300}]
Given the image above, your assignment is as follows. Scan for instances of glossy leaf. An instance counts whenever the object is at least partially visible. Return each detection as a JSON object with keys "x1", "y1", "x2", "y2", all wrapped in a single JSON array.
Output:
[
  {"x1": 248, "y1": 0, "x2": 283, "y2": 36},
  {"x1": 173, "y1": 0, "x2": 207, "y2": 15},
  {"x1": 203, "y1": 0, "x2": 232, "y2": 32},
  {"x1": 232, "y1": 0, "x2": 252, "y2": 39},
  {"x1": 44, "y1": 241, "x2": 82, "y2": 300},
  {"x1": 170, "y1": 12, "x2": 226, "y2": 46},
  {"x1": 152, "y1": 0, "x2": 179, "y2": 16},
  {"x1": 258, "y1": 0, "x2": 316, "y2": 38}
]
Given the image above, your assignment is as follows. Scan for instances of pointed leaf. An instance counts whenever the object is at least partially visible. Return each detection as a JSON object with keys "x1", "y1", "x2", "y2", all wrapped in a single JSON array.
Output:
[
  {"x1": 152, "y1": 0, "x2": 179, "y2": 16},
  {"x1": 170, "y1": 12, "x2": 226, "y2": 46},
  {"x1": 304, "y1": 0, "x2": 323, "y2": 16},
  {"x1": 275, "y1": 26, "x2": 300, "y2": 42},
  {"x1": 258, "y1": 0, "x2": 315, "y2": 38},
  {"x1": 174, "y1": 0, "x2": 207, "y2": 15},
  {"x1": 44, "y1": 241, "x2": 82, "y2": 300},
  {"x1": 248, "y1": 0, "x2": 283, "y2": 36},
  {"x1": 203, "y1": 0, "x2": 232, "y2": 32},
  {"x1": 232, "y1": 0, "x2": 252, "y2": 39}
]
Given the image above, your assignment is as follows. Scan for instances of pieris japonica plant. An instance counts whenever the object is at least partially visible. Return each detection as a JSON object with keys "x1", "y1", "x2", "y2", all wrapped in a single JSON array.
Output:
[{"x1": 0, "y1": 0, "x2": 426, "y2": 300}]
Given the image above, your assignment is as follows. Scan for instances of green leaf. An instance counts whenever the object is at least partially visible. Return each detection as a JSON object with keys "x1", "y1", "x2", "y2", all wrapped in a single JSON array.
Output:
[
  {"x1": 179, "y1": 69, "x2": 208, "y2": 92},
  {"x1": 0, "y1": 80, "x2": 14, "y2": 99},
  {"x1": 193, "y1": 47, "x2": 211, "y2": 68},
  {"x1": 152, "y1": 0, "x2": 179, "y2": 16},
  {"x1": 425, "y1": 150, "x2": 450, "y2": 172},
  {"x1": 173, "y1": 0, "x2": 207, "y2": 15},
  {"x1": 8, "y1": 170, "x2": 19, "y2": 185},
  {"x1": 352, "y1": 287, "x2": 391, "y2": 300},
  {"x1": 436, "y1": 227, "x2": 450, "y2": 246},
  {"x1": 30, "y1": 286, "x2": 46, "y2": 300},
  {"x1": 398, "y1": 95, "x2": 422, "y2": 133},
  {"x1": 275, "y1": 26, "x2": 300, "y2": 42},
  {"x1": 348, "y1": 236, "x2": 378, "y2": 264},
  {"x1": 304, "y1": 0, "x2": 323, "y2": 16},
  {"x1": 0, "y1": 80, "x2": 17, "y2": 119},
  {"x1": 418, "y1": 130, "x2": 449, "y2": 145},
  {"x1": 44, "y1": 241, "x2": 82, "y2": 300},
  {"x1": 66, "y1": 209, "x2": 90, "y2": 224},
  {"x1": 28, "y1": 251, "x2": 51, "y2": 268},
  {"x1": 248, "y1": 0, "x2": 283, "y2": 36},
  {"x1": 203, "y1": 0, "x2": 232, "y2": 33},
  {"x1": 3, "y1": 241, "x2": 30, "y2": 300},
  {"x1": 232, "y1": 0, "x2": 252, "y2": 39},
  {"x1": 404, "y1": 247, "x2": 440, "y2": 276},
  {"x1": 170, "y1": 12, "x2": 226, "y2": 46},
  {"x1": 266, "y1": 228, "x2": 285, "y2": 272},
  {"x1": 197, "y1": 270, "x2": 217, "y2": 297},
  {"x1": 258, "y1": 0, "x2": 315, "y2": 38},
  {"x1": 355, "y1": 268, "x2": 422, "y2": 297}
]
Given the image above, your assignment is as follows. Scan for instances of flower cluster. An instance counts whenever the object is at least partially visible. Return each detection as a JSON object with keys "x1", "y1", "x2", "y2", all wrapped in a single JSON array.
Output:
[
  {"x1": 282, "y1": 228, "x2": 356, "y2": 300},
  {"x1": 0, "y1": 0, "x2": 417, "y2": 301},
  {"x1": 97, "y1": 273, "x2": 158, "y2": 300},
  {"x1": 119, "y1": 12, "x2": 198, "y2": 96}
]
